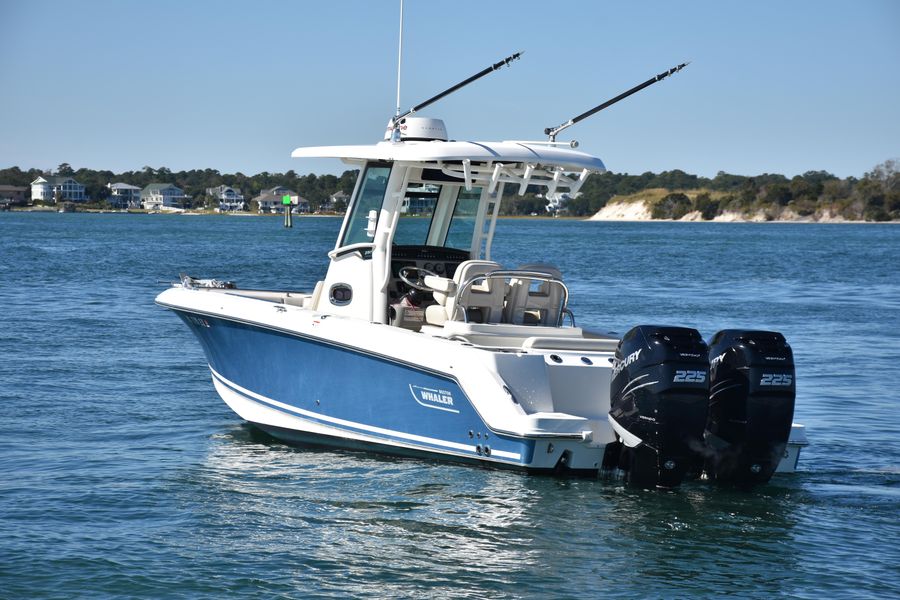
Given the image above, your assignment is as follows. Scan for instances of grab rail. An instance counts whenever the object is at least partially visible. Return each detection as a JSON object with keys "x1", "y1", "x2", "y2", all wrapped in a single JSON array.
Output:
[
  {"x1": 521, "y1": 336, "x2": 619, "y2": 352},
  {"x1": 328, "y1": 242, "x2": 376, "y2": 259},
  {"x1": 453, "y1": 270, "x2": 570, "y2": 326}
]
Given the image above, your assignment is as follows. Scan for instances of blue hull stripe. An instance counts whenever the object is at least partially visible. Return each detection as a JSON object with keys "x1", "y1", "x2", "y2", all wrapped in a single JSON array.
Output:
[
  {"x1": 161, "y1": 305, "x2": 533, "y2": 465},
  {"x1": 211, "y1": 366, "x2": 523, "y2": 461},
  {"x1": 159, "y1": 301, "x2": 455, "y2": 379}
]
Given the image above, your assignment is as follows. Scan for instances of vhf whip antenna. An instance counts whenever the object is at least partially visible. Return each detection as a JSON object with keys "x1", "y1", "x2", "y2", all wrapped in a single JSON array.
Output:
[
  {"x1": 395, "y1": 0, "x2": 404, "y2": 119},
  {"x1": 389, "y1": 51, "x2": 522, "y2": 140},
  {"x1": 544, "y1": 62, "x2": 689, "y2": 142}
]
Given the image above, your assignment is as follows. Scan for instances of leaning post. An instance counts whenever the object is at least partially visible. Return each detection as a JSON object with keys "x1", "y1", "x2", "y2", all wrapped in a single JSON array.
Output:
[{"x1": 283, "y1": 194, "x2": 292, "y2": 228}]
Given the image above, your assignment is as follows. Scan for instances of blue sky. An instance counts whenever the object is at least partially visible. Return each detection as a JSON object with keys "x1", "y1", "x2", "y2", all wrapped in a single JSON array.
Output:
[{"x1": 1, "y1": 0, "x2": 897, "y2": 179}]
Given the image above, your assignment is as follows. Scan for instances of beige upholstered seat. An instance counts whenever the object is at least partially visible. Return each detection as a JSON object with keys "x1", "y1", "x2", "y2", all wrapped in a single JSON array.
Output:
[
  {"x1": 424, "y1": 260, "x2": 503, "y2": 325},
  {"x1": 502, "y1": 264, "x2": 566, "y2": 326}
]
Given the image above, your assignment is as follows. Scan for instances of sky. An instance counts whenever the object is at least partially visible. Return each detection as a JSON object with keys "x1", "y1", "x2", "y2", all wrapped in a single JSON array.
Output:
[{"x1": 0, "y1": 0, "x2": 898, "y2": 179}]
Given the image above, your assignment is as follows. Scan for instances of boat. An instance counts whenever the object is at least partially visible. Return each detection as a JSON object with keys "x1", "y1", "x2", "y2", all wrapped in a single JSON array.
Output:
[{"x1": 156, "y1": 53, "x2": 808, "y2": 488}]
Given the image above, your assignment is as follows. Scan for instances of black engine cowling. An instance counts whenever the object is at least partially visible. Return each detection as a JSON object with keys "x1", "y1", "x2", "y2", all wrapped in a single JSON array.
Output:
[
  {"x1": 607, "y1": 325, "x2": 710, "y2": 488},
  {"x1": 705, "y1": 330, "x2": 796, "y2": 486}
]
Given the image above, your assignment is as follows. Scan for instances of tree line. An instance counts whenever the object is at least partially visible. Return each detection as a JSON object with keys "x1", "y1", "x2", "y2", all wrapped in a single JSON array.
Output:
[
  {"x1": 2, "y1": 159, "x2": 897, "y2": 220},
  {"x1": 554, "y1": 160, "x2": 899, "y2": 221},
  {"x1": 500, "y1": 160, "x2": 899, "y2": 221}
]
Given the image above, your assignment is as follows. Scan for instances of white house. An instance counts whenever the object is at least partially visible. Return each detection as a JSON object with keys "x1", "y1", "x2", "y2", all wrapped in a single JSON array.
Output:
[
  {"x1": 318, "y1": 190, "x2": 349, "y2": 213},
  {"x1": 206, "y1": 184, "x2": 246, "y2": 211},
  {"x1": 141, "y1": 183, "x2": 190, "y2": 211},
  {"x1": 329, "y1": 190, "x2": 349, "y2": 208},
  {"x1": 31, "y1": 176, "x2": 86, "y2": 202},
  {"x1": 106, "y1": 183, "x2": 142, "y2": 209},
  {"x1": 252, "y1": 186, "x2": 307, "y2": 213}
]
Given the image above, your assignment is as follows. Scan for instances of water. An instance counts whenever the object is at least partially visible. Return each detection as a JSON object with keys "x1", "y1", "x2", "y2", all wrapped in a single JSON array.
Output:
[{"x1": 1, "y1": 213, "x2": 898, "y2": 598}]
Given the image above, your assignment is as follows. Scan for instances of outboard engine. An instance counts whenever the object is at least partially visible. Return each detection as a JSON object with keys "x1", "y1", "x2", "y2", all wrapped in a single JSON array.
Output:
[
  {"x1": 607, "y1": 326, "x2": 710, "y2": 488},
  {"x1": 705, "y1": 330, "x2": 795, "y2": 486}
]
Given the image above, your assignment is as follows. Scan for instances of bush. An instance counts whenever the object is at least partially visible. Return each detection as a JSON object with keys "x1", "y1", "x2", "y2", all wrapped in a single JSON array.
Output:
[
  {"x1": 792, "y1": 198, "x2": 817, "y2": 216},
  {"x1": 651, "y1": 192, "x2": 692, "y2": 219},
  {"x1": 864, "y1": 206, "x2": 890, "y2": 221},
  {"x1": 692, "y1": 193, "x2": 720, "y2": 220}
]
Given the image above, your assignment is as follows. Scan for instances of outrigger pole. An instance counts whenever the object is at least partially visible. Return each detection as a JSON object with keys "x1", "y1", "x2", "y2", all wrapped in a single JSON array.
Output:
[
  {"x1": 390, "y1": 51, "x2": 522, "y2": 135},
  {"x1": 544, "y1": 62, "x2": 689, "y2": 142},
  {"x1": 397, "y1": 52, "x2": 522, "y2": 121}
]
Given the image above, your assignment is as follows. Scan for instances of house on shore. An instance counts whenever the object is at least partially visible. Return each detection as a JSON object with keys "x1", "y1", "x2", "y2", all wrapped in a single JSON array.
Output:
[
  {"x1": 141, "y1": 183, "x2": 190, "y2": 211},
  {"x1": 252, "y1": 186, "x2": 307, "y2": 214},
  {"x1": 206, "y1": 184, "x2": 246, "y2": 211},
  {"x1": 317, "y1": 190, "x2": 348, "y2": 213},
  {"x1": 31, "y1": 176, "x2": 86, "y2": 203},
  {"x1": 329, "y1": 190, "x2": 349, "y2": 209},
  {"x1": 107, "y1": 183, "x2": 142, "y2": 209},
  {"x1": 0, "y1": 185, "x2": 29, "y2": 207}
]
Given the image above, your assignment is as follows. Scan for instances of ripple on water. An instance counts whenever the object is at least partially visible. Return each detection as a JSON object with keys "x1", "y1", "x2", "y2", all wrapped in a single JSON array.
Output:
[{"x1": 1, "y1": 215, "x2": 898, "y2": 598}]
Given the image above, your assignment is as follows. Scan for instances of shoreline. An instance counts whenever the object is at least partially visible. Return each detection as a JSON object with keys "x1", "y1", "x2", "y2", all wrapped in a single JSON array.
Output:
[
  {"x1": 586, "y1": 200, "x2": 899, "y2": 224},
  {"x1": 4, "y1": 206, "x2": 897, "y2": 224},
  {"x1": 584, "y1": 217, "x2": 900, "y2": 224},
  {"x1": 4, "y1": 207, "x2": 344, "y2": 217}
]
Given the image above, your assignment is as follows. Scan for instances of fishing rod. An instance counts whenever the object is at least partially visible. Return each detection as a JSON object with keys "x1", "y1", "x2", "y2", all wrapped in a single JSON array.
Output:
[
  {"x1": 389, "y1": 51, "x2": 522, "y2": 138},
  {"x1": 544, "y1": 62, "x2": 689, "y2": 142}
]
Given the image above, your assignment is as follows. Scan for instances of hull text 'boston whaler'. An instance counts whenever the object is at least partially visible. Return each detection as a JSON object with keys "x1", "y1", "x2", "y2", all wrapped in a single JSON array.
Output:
[{"x1": 157, "y1": 48, "x2": 808, "y2": 489}]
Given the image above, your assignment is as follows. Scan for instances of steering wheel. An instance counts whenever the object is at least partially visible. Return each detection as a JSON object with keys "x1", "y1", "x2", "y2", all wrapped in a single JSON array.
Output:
[{"x1": 398, "y1": 266, "x2": 440, "y2": 292}]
